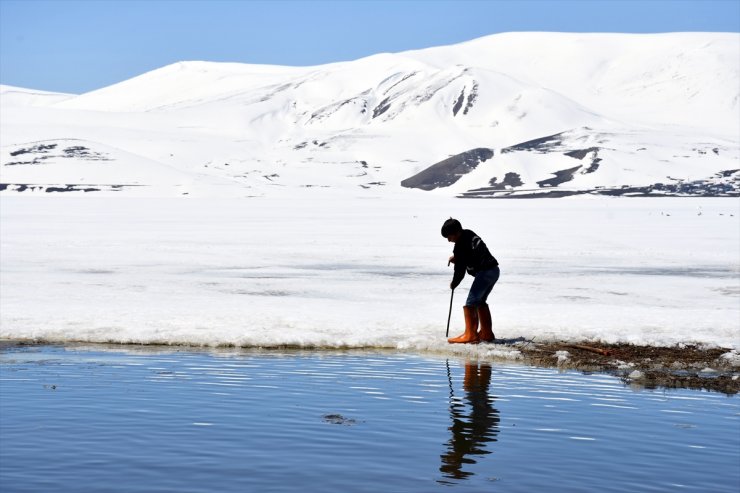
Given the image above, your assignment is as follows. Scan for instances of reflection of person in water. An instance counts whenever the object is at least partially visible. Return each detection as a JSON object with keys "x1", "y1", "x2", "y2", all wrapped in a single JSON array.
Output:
[{"x1": 439, "y1": 360, "x2": 500, "y2": 482}]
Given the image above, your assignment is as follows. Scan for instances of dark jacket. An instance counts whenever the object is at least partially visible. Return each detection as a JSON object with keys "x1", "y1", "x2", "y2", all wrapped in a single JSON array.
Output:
[{"x1": 451, "y1": 229, "x2": 498, "y2": 289}]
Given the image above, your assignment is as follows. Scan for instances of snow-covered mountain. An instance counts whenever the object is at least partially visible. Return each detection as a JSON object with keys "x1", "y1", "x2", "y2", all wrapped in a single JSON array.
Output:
[{"x1": 1, "y1": 32, "x2": 738, "y2": 197}]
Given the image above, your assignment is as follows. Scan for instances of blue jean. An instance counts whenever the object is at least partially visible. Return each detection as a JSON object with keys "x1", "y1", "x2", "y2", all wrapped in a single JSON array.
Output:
[{"x1": 465, "y1": 266, "x2": 500, "y2": 306}]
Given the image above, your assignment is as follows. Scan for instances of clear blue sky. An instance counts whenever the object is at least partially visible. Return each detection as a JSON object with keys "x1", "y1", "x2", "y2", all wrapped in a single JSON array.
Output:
[{"x1": 1, "y1": 0, "x2": 738, "y2": 94}]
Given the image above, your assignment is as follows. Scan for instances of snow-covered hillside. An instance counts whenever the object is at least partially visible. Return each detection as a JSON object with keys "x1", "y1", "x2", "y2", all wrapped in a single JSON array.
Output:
[{"x1": 1, "y1": 32, "x2": 738, "y2": 197}]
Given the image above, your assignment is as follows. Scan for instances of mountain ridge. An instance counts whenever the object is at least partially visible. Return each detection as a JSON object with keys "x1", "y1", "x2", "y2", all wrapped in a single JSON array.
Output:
[{"x1": 1, "y1": 32, "x2": 738, "y2": 197}]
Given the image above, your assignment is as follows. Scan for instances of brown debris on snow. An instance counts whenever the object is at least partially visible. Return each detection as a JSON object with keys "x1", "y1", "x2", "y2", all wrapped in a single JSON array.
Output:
[{"x1": 516, "y1": 342, "x2": 739, "y2": 395}]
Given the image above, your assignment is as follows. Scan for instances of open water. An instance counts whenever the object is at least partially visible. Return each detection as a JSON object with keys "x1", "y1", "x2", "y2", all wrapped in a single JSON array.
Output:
[{"x1": 1, "y1": 344, "x2": 738, "y2": 492}]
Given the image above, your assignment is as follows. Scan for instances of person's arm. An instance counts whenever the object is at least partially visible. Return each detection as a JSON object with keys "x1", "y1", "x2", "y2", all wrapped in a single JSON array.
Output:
[
  {"x1": 450, "y1": 256, "x2": 465, "y2": 290},
  {"x1": 450, "y1": 265, "x2": 465, "y2": 290}
]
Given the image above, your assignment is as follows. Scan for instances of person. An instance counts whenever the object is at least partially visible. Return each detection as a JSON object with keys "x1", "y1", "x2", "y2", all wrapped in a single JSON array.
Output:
[{"x1": 441, "y1": 218, "x2": 500, "y2": 344}]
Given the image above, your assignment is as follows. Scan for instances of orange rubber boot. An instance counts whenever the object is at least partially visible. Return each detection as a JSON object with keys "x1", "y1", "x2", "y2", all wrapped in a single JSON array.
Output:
[
  {"x1": 477, "y1": 303, "x2": 495, "y2": 343},
  {"x1": 448, "y1": 306, "x2": 479, "y2": 344}
]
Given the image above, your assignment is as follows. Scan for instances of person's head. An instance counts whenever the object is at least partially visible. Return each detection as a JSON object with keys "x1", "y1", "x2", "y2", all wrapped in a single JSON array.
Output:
[{"x1": 441, "y1": 218, "x2": 463, "y2": 243}]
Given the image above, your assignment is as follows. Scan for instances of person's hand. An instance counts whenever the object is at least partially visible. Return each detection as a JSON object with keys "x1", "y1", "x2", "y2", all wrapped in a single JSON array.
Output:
[{"x1": 448, "y1": 255, "x2": 455, "y2": 266}]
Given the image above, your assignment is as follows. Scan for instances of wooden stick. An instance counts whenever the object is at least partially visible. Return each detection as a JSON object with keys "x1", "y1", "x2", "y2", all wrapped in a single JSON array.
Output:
[{"x1": 445, "y1": 289, "x2": 454, "y2": 338}]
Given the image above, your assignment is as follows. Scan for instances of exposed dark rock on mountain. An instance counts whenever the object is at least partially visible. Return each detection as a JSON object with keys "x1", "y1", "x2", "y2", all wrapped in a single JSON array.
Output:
[
  {"x1": 537, "y1": 165, "x2": 583, "y2": 187},
  {"x1": 459, "y1": 170, "x2": 740, "y2": 199},
  {"x1": 10, "y1": 143, "x2": 58, "y2": 156},
  {"x1": 565, "y1": 147, "x2": 599, "y2": 160},
  {"x1": 501, "y1": 132, "x2": 566, "y2": 154},
  {"x1": 451, "y1": 83, "x2": 479, "y2": 116},
  {"x1": 452, "y1": 91, "x2": 465, "y2": 116},
  {"x1": 488, "y1": 172, "x2": 524, "y2": 190},
  {"x1": 372, "y1": 97, "x2": 392, "y2": 118},
  {"x1": 0, "y1": 183, "x2": 139, "y2": 193},
  {"x1": 401, "y1": 148, "x2": 494, "y2": 190},
  {"x1": 6, "y1": 142, "x2": 111, "y2": 166}
]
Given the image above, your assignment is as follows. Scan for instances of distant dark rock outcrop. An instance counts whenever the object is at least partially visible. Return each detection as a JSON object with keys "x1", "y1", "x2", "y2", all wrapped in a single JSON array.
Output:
[
  {"x1": 537, "y1": 165, "x2": 583, "y2": 188},
  {"x1": 488, "y1": 172, "x2": 524, "y2": 190},
  {"x1": 500, "y1": 132, "x2": 566, "y2": 154},
  {"x1": 565, "y1": 147, "x2": 602, "y2": 173},
  {"x1": 459, "y1": 170, "x2": 740, "y2": 199},
  {"x1": 0, "y1": 183, "x2": 140, "y2": 193},
  {"x1": 5, "y1": 141, "x2": 111, "y2": 166},
  {"x1": 401, "y1": 148, "x2": 494, "y2": 190}
]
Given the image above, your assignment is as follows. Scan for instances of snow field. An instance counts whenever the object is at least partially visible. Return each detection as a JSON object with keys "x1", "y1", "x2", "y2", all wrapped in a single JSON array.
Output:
[{"x1": 1, "y1": 194, "x2": 737, "y2": 356}]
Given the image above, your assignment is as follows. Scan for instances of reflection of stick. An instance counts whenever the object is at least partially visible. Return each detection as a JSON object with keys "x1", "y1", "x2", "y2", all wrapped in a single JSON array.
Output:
[
  {"x1": 564, "y1": 344, "x2": 611, "y2": 356},
  {"x1": 445, "y1": 289, "x2": 455, "y2": 338}
]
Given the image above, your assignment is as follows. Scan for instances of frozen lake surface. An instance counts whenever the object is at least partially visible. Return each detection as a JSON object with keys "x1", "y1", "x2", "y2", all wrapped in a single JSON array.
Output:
[
  {"x1": 1, "y1": 345, "x2": 738, "y2": 492},
  {"x1": 1, "y1": 195, "x2": 738, "y2": 353}
]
